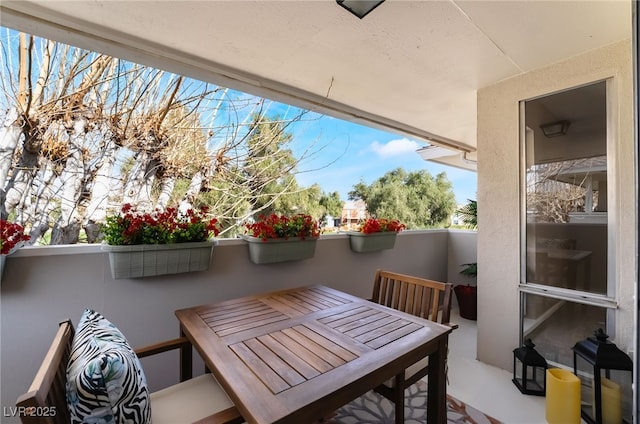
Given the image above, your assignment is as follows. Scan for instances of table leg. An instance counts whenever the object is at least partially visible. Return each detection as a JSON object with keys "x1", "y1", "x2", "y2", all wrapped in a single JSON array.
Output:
[
  {"x1": 427, "y1": 336, "x2": 448, "y2": 424},
  {"x1": 179, "y1": 327, "x2": 192, "y2": 382},
  {"x1": 394, "y1": 372, "x2": 405, "y2": 424}
]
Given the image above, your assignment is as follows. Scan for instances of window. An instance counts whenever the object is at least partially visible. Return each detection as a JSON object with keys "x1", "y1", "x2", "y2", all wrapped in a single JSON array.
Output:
[{"x1": 519, "y1": 80, "x2": 616, "y2": 368}]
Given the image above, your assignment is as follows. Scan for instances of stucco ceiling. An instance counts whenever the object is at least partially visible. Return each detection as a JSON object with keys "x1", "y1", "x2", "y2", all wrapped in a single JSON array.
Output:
[{"x1": 0, "y1": 0, "x2": 632, "y2": 171}]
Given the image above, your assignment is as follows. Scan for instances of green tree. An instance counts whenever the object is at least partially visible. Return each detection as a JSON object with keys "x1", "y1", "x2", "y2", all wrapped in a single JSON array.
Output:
[
  {"x1": 243, "y1": 113, "x2": 297, "y2": 215},
  {"x1": 241, "y1": 114, "x2": 339, "y2": 225},
  {"x1": 319, "y1": 191, "x2": 344, "y2": 224},
  {"x1": 456, "y1": 199, "x2": 477, "y2": 229},
  {"x1": 264, "y1": 182, "x2": 324, "y2": 218},
  {"x1": 348, "y1": 168, "x2": 456, "y2": 229}
]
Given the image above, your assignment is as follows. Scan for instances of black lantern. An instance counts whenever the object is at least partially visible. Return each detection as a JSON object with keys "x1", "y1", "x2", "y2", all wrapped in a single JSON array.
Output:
[
  {"x1": 512, "y1": 338, "x2": 547, "y2": 396},
  {"x1": 336, "y1": 0, "x2": 385, "y2": 19},
  {"x1": 572, "y1": 328, "x2": 633, "y2": 424}
]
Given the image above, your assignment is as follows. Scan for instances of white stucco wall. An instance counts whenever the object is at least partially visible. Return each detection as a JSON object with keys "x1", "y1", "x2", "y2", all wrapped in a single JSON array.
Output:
[
  {"x1": 446, "y1": 230, "x2": 477, "y2": 285},
  {"x1": 476, "y1": 39, "x2": 634, "y2": 370}
]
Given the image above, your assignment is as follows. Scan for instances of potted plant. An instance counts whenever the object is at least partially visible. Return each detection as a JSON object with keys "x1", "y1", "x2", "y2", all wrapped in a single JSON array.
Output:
[
  {"x1": 242, "y1": 213, "x2": 320, "y2": 264},
  {"x1": 346, "y1": 218, "x2": 405, "y2": 253},
  {"x1": 1, "y1": 219, "x2": 30, "y2": 278},
  {"x1": 100, "y1": 204, "x2": 221, "y2": 279},
  {"x1": 454, "y1": 199, "x2": 477, "y2": 320},
  {"x1": 455, "y1": 263, "x2": 477, "y2": 320}
]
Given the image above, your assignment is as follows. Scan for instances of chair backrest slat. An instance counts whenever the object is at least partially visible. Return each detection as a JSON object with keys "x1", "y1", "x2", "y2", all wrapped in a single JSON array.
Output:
[
  {"x1": 16, "y1": 320, "x2": 74, "y2": 424},
  {"x1": 372, "y1": 269, "x2": 453, "y2": 325}
]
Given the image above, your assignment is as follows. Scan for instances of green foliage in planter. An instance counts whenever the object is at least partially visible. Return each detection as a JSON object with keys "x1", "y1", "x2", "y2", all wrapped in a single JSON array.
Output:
[
  {"x1": 102, "y1": 204, "x2": 220, "y2": 245},
  {"x1": 244, "y1": 213, "x2": 319, "y2": 240},
  {"x1": 459, "y1": 262, "x2": 477, "y2": 277}
]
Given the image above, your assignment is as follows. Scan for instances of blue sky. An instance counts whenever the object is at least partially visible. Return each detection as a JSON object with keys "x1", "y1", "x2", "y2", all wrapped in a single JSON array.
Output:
[{"x1": 285, "y1": 113, "x2": 477, "y2": 205}]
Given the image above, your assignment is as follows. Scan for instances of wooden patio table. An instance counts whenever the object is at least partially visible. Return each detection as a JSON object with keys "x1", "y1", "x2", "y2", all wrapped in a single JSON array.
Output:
[{"x1": 175, "y1": 285, "x2": 452, "y2": 424}]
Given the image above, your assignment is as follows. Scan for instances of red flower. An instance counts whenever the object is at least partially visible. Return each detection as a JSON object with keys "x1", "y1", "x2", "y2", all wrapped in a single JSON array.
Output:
[
  {"x1": 1, "y1": 220, "x2": 30, "y2": 255},
  {"x1": 102, "y1": 205, "x2": 221, "y2": 245},
  {"x1": 358, "y1": 218, "x2": 405, "y2": 234},
  {"x1": 245, "y1": 213, "x2": 320, "y2": 241}
]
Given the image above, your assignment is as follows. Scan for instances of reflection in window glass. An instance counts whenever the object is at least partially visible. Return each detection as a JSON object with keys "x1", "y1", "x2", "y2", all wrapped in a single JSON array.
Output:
[
  {"x1": 524, "y1": 81, "x2": 608, "y2": 295},
  {"x1": 522, "y1": 293, "x2": 606, "y2": 367}
]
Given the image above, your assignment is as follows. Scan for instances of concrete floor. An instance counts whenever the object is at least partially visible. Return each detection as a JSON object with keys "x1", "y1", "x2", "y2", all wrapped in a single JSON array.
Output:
[{"x1": 446, "y1": 308, "x2": 547, "y2": 424}]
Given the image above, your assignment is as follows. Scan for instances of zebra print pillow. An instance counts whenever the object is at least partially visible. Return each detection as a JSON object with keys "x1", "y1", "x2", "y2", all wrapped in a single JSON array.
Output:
[{"x1": 66, "y1": 309, "x2": 151, "y2": 423}]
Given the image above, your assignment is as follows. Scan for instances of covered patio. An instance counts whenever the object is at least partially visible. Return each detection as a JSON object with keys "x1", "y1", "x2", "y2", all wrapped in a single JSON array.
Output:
[
  {"x1": 0, "y1": 1, "x2": 637, "y2": 422},
  {"x1": 2, "y1": 230, "x2": 484, "y2": 418}
]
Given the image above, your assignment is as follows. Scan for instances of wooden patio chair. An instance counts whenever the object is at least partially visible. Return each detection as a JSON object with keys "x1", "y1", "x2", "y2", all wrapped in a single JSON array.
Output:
[
  {"x1": 15, "y1": 319, "x2": 244, "y2": 424},
  {"x1": 370, "y1": 269, "x2": 456, "y2": 424}
]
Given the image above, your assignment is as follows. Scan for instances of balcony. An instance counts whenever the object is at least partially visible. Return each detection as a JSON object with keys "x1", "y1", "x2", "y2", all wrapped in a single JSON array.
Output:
[
  {"x1": 0, "y1": 2, "x2": 635, "y2": 422},
  {"x1": 2, "y1": 230, "x2": 543, "y2": 421}
]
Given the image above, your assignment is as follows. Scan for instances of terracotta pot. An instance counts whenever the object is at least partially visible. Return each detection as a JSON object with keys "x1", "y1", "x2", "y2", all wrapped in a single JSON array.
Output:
[{"x1": 454, "y1": 284, "x2": 477, "y2": 320}]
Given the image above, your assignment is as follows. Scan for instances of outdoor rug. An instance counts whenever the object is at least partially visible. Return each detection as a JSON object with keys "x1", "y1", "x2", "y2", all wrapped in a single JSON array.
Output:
[{"x1": 326, "y1": 380, "x2": 502, "y2": 424}]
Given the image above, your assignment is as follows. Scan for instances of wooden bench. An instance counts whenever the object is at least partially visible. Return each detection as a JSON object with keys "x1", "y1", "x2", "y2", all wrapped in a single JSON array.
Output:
[{"x1": 15, "y1": 319, "x2": 244, "y2": 424}]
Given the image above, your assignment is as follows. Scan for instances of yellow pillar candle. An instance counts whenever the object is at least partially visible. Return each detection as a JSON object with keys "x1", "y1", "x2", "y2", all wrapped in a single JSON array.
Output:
[
  {"x1": 592, "y1": 377, "x2": 622, "y2": 424},
  {"x1": 545, "y1": 368, "x2": 581, "y2": 424}
]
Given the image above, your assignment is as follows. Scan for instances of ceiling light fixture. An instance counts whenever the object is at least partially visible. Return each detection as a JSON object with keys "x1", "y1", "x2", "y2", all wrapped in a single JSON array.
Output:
[
  {"x1": 540, "y1": 120, "x2": 570, "y2": 138},
  {"x1": 336, "y1": 0, "x2": 385, "y2": 19}
]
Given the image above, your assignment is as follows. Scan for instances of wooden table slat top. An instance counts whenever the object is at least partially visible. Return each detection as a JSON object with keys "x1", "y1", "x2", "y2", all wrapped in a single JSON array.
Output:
[
  {"x1": 257, "y1": 333, "x2": 323, "y2": 379},
  {"x1": 266, "y1": 330, "x2": 334, "y2": 374},
  {"x1": 176, "y1": 285, "x2": 452, "y2": 424},
  {"x1": 318, "y1": 306, "x2": 382, "y2": 328}
]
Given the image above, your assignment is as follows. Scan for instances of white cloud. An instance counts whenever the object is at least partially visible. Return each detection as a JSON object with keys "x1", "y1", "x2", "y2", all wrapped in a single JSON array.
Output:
[{"x1": 369, "y1": 138, "x2": 421, "y2": 158}]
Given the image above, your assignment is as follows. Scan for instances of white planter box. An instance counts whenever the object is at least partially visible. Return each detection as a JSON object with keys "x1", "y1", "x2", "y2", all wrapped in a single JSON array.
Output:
[
  {"x1": 347, "y1": 231, "x2": 398, "y2": 253},
  {"x1": 101, "y1": 241, "x2": 214, "y2": 279},
  {"x1": 241, "y1": 235, "x2": 318, "y2": 264}
]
